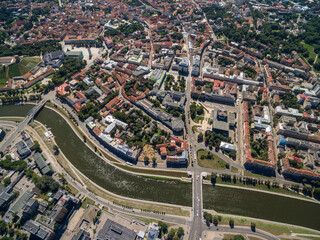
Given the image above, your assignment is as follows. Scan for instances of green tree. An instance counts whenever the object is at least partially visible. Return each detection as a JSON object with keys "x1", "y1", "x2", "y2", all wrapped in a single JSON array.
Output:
[
  {"x1": 15, "y1": 231, "x2": 27, "y2": 240},
  {"x1": 0, "y1": 237, "x2": 13, "y2": 240},
  {"x1": 210, "y1": 173, "x2": 217, "y2": 184},
  {"x1": 251, "y1": 222, "x2": 256, "y2": 231},
  {"x1": 53, "y1": 145, "x2": 59, "y2": 155},
  {"x1": 229, "y1": 150, "x2": 236, "y2": 160},
  {"x1": 144, "y1": 156, "x2": 150, "y2": 165},
  {"x1": 213, "y1": 216, "x2": 218, "y2": 226},
  {"x1": 35, "y1": 175, "x2": 60, "y2": 194},
  {"x1": 198, "y1": 132, "x2": 203, "y2": 142},
  {"x1": 0, "y1": 220, "x2": 7, "y2": 235},
  {"x1": 177, "y1": 227, "x2": 184, "y2": 237},
  {"x1": 167, "y1": 229, "x2": 176, "y2": 240},
  {"x1": 203, "y1": 212, "x2": 212, "y2": 223},
  {"x1": 229, "y1": 219, "x2": 234, "y2": 228},
  {"x1": 52, "y1": 57, "x2": 86, "y2": 85},
  {"x1": 32, "y1": 141, "x2": 42, "y2": 153},
  {"x1": 3, "y1": 177, "x2": 11, "y2": 187},
  {"x1": 234, "y1": 235, "x2": 245, "y2": 240},
  {"x1": 158, "y1": 221, "x2": 168, "y2": 234},
  {"x1": 8, "y1": 228, "x2": 14, "y2": 236}
]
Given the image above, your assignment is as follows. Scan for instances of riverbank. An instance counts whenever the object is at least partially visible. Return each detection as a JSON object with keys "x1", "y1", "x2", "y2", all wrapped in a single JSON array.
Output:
[
  {"x1": 44, "y1": 101, "x2": 190, "y2": 179},
  {"x1": 203, "y1": 184, "x2": 320, "y2": 231},
  {"x1": 27, "y1": 121, "x2": 191, "y2": 217},
  {"x1": 0, "y1": 104, "x2": 193, "y2": 206},
  {"x1": 3, "y1": 104, "x2": 320, "y2": 232},
  {"x1": 35, "y1": 106, "x2": 193, "y2": 206},
  {"x1": 203, "y1": 179, "x2": 315, "y2": 202},
  {"x1": 204, "y1": 211, "x2": 320, "y2": 237}
]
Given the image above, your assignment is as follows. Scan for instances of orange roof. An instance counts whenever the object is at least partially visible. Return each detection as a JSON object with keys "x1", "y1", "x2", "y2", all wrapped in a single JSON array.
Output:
[
  {"x1": 25, "y1": 69, "x2": 54, "y2": 88},
  {"x1": 72, "y1": 69, "x2": 87, "y2": 80},
  {"x1": 92, "y1": 126, "x2": 102, "y2": 136},
  {"x1": 76, "y1": 91, "x2": 86, "y2": 99},
  {"x1": 283, "y1": 155, "x2": 320, "y2": 179},
  {"x1": 299, "y1": 94, "x2": 310, "y2": 102},
  {"x1": 73, "y1": 102, "x2": 82, "y2": 112},
  {"x1": 55, "y1": 82, "x2": 69, "y2": 96},
  {"x1": 105, "y1": 96, "x2": 122, "y2": 110},
  {"x1": 23, "y1": 72, "x2": 32, "y2": 80},
  {"x1": 160, "y1": 147, "x2": 167, "y2": 155}
]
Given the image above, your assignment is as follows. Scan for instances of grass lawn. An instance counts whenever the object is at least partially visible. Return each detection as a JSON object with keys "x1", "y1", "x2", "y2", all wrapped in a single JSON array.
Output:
[
  {"x1": 214, "y1": 215, "x2": 320, "y2": 236},
  {"x1": 213, "y1": 178, "x2": 308, "y2": 199},
  {"x1": 247, "y1": 236, "x2": 263, "y2": 240},
  {"x1": 0, "y1": 68, "x2": 7, "y2": 88},
  {"x1": 302, "y1": 43, "x2": 317, "y2": 60},
  {"x1": 114, "y1": 163, "x2": 188, "y2": 178},
  {"x1": 244, "y1": 171, "x2": 274, "y2": 179},
  {"x1": 65, "y1": 183, "x2": 79, "y2": 196},
  {"x1": 194, "y1": 115, "x2": 204, "y2": 123},
  {"x1": 197, "y1": 149, "x2": 228, "y2": 170},
  {"x1": 19, "y1": 57, "x2": 41, "y2": 75},
  {"x1": 223, "y1": 234, "x2": 239, "y2": 239},
  {"x1": 8, "y1": 63, "x2": 21, "y2": 78},
  {"x1": 230, "y1": 166, "x2": 238, "y2": 173},
  {"x1": 81, "y1": 197, "x2": 95, "y2": 208},
  {"x1": 298, "y1": 237, "x2": 320, "y2": 240}
]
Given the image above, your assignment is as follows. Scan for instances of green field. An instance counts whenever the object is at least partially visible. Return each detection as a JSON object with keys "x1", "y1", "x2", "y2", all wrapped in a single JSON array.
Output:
[
  {"x1": 8, "y1": 57, "x2": 41, "y2": 78},
  {"x1": 0, "y1": 68, "x2": 7, "y2": 88},
  {"x1": 302, "y1": 43, "x2": 317, "y2": 60},
  {"x1": 197, "y1": 149, "x2": 228, "y2": 170},
  {"x1": 8, "y1": 62, "x2": 21, "y2": 78},
  {"x1": 19, "y1": 57, "x2": 41, "y2": 75}
]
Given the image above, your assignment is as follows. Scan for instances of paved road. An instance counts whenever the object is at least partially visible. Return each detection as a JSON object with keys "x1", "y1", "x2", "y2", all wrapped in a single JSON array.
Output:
[
  {"x1": 202, "y1": 224, "x2": 279, "y2": 240},
  {"x1": 182, "y1": 28, "x2": 204, "y2": 240},
  {"x1": 26, "y1": 111, "x2": 315, "y2": 240},
  {"x1": 26, "y1": 121, "x2": 191, "y2": 226}
]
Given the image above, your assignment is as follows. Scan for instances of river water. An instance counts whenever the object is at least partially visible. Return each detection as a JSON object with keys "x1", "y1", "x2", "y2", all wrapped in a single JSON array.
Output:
[
  {"x1": 0, "y1": 105, "x2": 192, "y2": 206},
  {"x1": 203, "y1": 184, "x2": 320, "y2": 230},
  {"x1": 2, "y1": 104, "x2": 320, "y2": 230}
]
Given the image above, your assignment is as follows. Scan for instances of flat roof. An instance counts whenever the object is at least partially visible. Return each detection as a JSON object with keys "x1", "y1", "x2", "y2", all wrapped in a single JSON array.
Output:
[
  {"x1": 97, "y1": 219, "x2": 136, "y2": 240},
  {"x1": 10, "y1": 190, "x2": 32, "y2": 213},
  {"x1": 212, "y1": 119, "x2": 229, "y2": 132}
]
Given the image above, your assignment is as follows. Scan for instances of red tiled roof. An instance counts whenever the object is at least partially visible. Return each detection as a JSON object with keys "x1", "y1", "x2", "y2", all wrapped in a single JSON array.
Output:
[
  {"x1": 76, "y1": 91, "x2": 86, "y2": 99},
  {"x1": 92, "y1": 126, "x2": 102, "y2": 136},
  {"x1": 55, "y1": 82, "x2": 69, "y2": 96}
]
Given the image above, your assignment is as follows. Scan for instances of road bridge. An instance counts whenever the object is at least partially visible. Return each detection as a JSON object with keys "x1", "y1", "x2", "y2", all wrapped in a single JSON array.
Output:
[{"x1": 0, "y1": 99, "x2": 47, "y2": 153}]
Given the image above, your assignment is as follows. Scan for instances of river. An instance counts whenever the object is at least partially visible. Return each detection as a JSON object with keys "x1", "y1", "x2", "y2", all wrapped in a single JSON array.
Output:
[
  {"x1": 2, "y1": 104, "x2": 320, "y2": 231},
  {"x1": 0, "y1": 105, "x2": 192, "y2": 206},
  {"x1": 203, "y1": 184, "x2": 320, "y2": 230}
]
